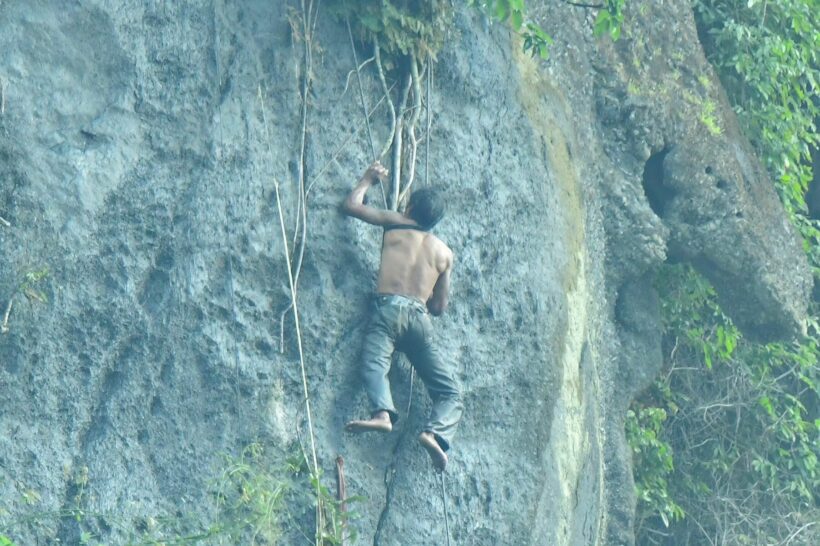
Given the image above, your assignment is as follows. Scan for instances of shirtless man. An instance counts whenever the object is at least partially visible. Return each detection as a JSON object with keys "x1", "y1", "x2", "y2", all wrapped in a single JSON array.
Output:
[{"x1": 342, "y1": 161, "x2": 462, "y2": 472}]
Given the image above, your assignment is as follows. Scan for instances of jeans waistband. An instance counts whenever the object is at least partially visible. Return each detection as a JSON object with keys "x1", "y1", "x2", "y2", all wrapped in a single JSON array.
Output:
[{"x1": 375, "y1": 293, "x2": 427, "y2": 313}]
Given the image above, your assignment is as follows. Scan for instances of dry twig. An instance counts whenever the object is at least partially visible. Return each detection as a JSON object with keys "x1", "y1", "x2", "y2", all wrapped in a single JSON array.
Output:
[
  {"x1": 336, "y1": 455, "x2": 347, "y2": 545},
  {"x1": 1, "y1": 297, "x2": 13, "y2": 334},
  {"x1": 305, "y1": 81, "x2": 397, "y2": 197}
]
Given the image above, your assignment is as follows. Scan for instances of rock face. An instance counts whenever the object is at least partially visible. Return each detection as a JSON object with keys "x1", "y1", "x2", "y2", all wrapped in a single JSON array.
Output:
[{"x1": 0, "y1": 1, "x2": 810, "y2": 545}]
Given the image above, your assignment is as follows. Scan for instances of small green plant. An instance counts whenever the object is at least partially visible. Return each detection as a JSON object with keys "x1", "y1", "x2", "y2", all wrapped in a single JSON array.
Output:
[
  {"x1": 467, "y1": 0, "x2": 552, "y2": 59},
  {"x1": 2, "y1": 267, "x2": 49, "y2": 334},
  {"x1": 207, "y1": 443, "x2": 361, "y2": 546},
  {"x1": 19, "y1": 488, "x2": 40, "y2": 506},
  {"x1": 0, "y1": 535, "x2": 16, "y2": 546},
  {"x1": 20, "y1": 268, "x2": 49, "y2": 303},
  {"x1": 698, "y1": 99, "x2": 722, "y2": 135},
  {"x1": 680, "y1": 90, "x2": 724, "y2": 136},
  {"x1": 211, "y1": 443, "x2": 288, "y2": 545},
  {"x1": 310, "y1": 469, "x2": 362, "y2": 545},
  {"x1": 593, "y1": 0, "x2": 626, "y2": 40}
]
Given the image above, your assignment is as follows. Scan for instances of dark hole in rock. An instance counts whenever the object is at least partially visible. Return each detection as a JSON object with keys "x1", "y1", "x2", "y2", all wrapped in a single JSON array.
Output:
[
  {"x1": 1, "y1": 342, "x2": 21, "y2": 375},
  {"x1": 642, "y1": 147, "x2": 674, "y2": 217},
  {"x1": 288, "y1": 159, "x2": 299, "y2": 179},
  {"x1": 156, "y1": 246, "x2": 175, "y2": 270},
  {"x1": 150, "y1": 395, "x2": 164, "y2": 416},
  {"x1": 103, "y1": 369, "x2": 125, "y2": 394},
  {"x1": 705, "y1": 166, "x2": 713, "y2": 175},
  {"x1": 717, "y1": 179, "x2": 729, "y2": 190},
  {"x1": 139, "y1": 269, "x2": 170, "y2": 315},
  {"x1": 255, "y1": 339, "x2": 273, "y2": 357}
]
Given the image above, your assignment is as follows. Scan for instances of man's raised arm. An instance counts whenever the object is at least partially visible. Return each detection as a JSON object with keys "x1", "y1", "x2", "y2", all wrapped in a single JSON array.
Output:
[{"x1": 342, "y1": 162, "x2": 407, "y2": 226}]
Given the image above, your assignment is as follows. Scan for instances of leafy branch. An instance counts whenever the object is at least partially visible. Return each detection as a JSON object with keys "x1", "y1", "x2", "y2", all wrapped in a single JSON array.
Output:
[
  {"x1": 467, "y1": 0, "x2": 553, "y2": 59},
  {"x1": 592, "y1": 0, "x2": 625, "y2": 40}
]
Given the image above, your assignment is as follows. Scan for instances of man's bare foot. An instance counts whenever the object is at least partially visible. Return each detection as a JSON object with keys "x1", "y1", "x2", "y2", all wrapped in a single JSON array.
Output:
[
  {"x1": 345, "y1": 411, "x2": 392, "y2": 433},
  {"x1": 418, "y1": 432, "x2": 448, "y2": 472}
]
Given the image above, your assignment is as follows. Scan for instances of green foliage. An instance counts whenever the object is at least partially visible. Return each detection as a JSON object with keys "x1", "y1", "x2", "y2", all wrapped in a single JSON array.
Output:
[
  {"x1": 0, "y1": 445, "x2": 359, "y2": 545},
  {"x1": 521, "y1": 22, "x2": 553, "y2": 60},
  {"x1": 698, "y1": 99, "x2": 722, "y2": 136},
  {"x1": 332, "y1": 0, "x2": 553, "y2": 61},
  {"x1": 150, "y1": 443, "x2": 361, "y2": 545},
  {"x1": 593, "y1": 0, "x2": 626, "y2": 40},
  {"x1": 211, "y1": 443, "x2": 288, "y2": 544},
  {"x1": 328, "y1": 0, "x2": 455, "y2": 59},
  {"x1": 280, "y1": 449, "x2": 362, "y2": 546},
  {"x1": 693, "y1": 0, "x2": 819, "y2": 266},
  {"x1": 629, "y1": 3, "x2": 820, "y2": 543},
  {"x1": 467, "y1": 0, "x2": 552, "y2": 59},
  {"x1": 626, "y1": 407, "x2": 684, "y2": 529},
  {"x1": 308, "y1": 470, "x2": 363, "y2": 545},
  {"x1": 331, "y1": 0, "x2": 623, "y2": 63},
  {"x1": 630, "y1": 265, "x2": 820, "y2": 544}
]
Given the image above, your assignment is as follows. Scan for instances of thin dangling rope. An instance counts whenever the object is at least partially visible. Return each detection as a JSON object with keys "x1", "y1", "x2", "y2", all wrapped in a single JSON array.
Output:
[
  {"x1": 346, "y1": 17, "x2": 376, "y2": 160},
  {"x1": 406, "y1": 368, "x2": 416, "y2": 417},
  {"x1": 439, "y1": 471, "x2": 452, "y2": 546},
  {"x1": 425, "y1": 53, "x2": 432, "y2": 187},
  {"x1": 345, "y1": 13, "x2": 388, "y2": 208}
]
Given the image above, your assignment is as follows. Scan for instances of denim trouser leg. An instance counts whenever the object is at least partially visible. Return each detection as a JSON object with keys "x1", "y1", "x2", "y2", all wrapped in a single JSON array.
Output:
[
  {"x1": 360, "y1": 296, "x2": 463, "y2": 450},
  {"x1": 360, "y1": 305, "x2": 400, "y2": 423},
  {"x1": 403, "y1": 313, "x2": 464, "y2": 452}
]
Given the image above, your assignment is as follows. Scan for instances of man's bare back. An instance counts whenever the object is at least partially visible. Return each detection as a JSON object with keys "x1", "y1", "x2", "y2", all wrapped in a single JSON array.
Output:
[
  {"x1": 343, "y1": 162, "x2": 453, "y2": 315},
  {"x1": 378, "y1": 229, "x2": 452, "y2": 313}
]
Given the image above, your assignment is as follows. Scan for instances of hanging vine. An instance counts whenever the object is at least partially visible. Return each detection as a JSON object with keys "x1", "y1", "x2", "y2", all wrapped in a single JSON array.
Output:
[
  {"x1": 328, "y1": 1, "x2": 455, "y2": 211},
  {"x1": 329, "y1": 0, "x2": 621, "y2": 211}
]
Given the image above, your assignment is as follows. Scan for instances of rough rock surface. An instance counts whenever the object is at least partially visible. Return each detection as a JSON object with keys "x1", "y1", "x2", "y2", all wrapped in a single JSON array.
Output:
[{"x1": 0, "y1": 1, "x2": 810, "y2": 545}]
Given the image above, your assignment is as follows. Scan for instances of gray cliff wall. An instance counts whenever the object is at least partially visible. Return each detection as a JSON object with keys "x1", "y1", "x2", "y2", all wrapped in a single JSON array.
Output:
[{"x1": 0, "y1": 1, "x2": 810, "y2": 545}]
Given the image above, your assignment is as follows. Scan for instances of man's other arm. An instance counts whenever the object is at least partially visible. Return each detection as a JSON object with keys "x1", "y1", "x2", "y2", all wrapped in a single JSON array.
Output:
[
  {"x1": 342, "y1": 162, "x2": 407, "y2": 226},
  {"x1": 427, "y1": 250, "x2": 453, "y2": 316}
]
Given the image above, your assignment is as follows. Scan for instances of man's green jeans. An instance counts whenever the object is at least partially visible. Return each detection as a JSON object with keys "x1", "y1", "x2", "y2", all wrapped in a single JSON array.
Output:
[{"x1": 360, "y1": 294, "x2": 463, "y2": 452}]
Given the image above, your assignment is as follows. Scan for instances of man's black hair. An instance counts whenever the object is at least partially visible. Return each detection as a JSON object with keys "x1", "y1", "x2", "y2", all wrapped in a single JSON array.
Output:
[{"x1": 407, "y1": 187, "x2": 445, "y2": 230}]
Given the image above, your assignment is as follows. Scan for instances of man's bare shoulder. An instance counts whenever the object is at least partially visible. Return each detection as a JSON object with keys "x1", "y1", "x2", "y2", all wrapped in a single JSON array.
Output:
[
  {"x1": 426, "y1": 234, "x2": 453, "y2": 267},
  {"x1": 424, "y1": 232, "x2": 449, "y2": 250}
]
